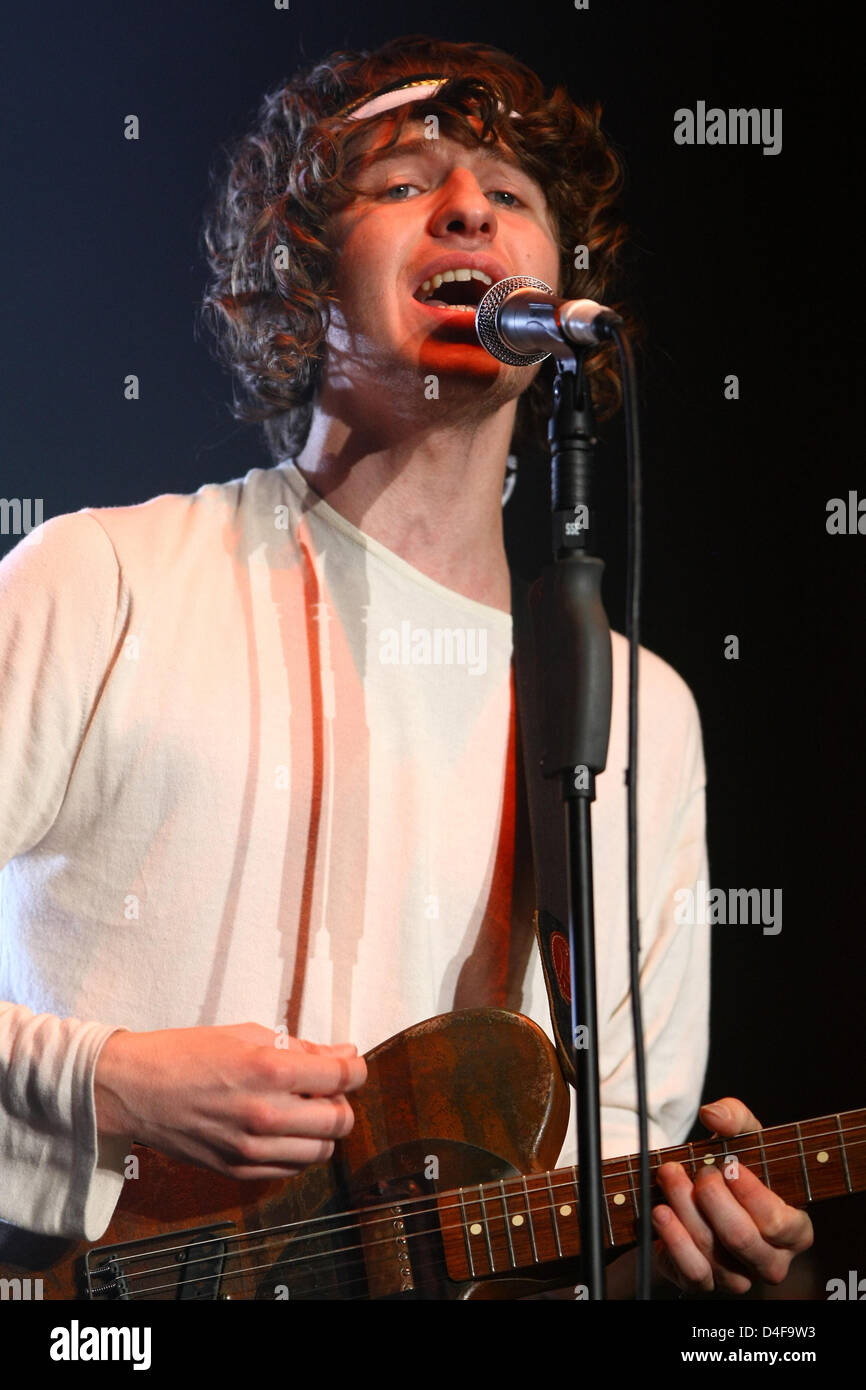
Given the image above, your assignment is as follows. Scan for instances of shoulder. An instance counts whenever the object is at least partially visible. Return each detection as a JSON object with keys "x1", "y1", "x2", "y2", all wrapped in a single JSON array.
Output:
[
  {"x1": 0, "y1": 465, "x2": 297, "y2": 634},
  {"x1": 0, "y1": 512, "x2": 121, "y2": 636},
  {"x1": 79, "y1": 465, "x2": 274, "y2": 554},
  {"x1": 18, "y1": 464, "x2": 292, "y2": 585}
]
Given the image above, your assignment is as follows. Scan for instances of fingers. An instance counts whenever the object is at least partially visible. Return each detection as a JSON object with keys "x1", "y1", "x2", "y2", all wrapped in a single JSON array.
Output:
[
  {"x1": 218, "y1": 1089, "x2": 361, "y2": 1178},
  {"x1": 653, "y1": 1157, "x2": 814, "y2": 1294},
  {"x1": 223, "y1": 1089, "x2": 359, "y2": 1176},
  {"x1": 690, "y1": 1166, "x2": 790, "y2": 1285},
  {"x1": 224, "y1": 1025, "x2": 365, "y2": 1087},
  {"x1": 653, "y1": 1161, "x2": 734, "y2": 1293},
  {"x1": 247, "y1": 1043, "x2": 367, "y2": 1098},
  {"x1": 220, "y1": 1135, "x2": 340, "y2": 1179},
  {"x1": 652, "y1": 1202, "x2": 719, "y2": 1293},
  {"x1": 296, "y1": 1040, "x2": 367, "y2": 1089},
  {"x1": 242, "y1": 1093, "x2": 357, "y2": 1142},
  {"x1": 293, "y1": 1038, "x2": 360, "y2": 1059},
  {"x1": 696, "y1": 1157, "x2": 814, "y2": 1259},
  {"x1": 226, "y1": 1045, "x2": 366, "y2": 1174}
]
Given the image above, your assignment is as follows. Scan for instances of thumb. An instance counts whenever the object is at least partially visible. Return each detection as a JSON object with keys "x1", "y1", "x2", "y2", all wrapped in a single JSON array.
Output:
[{"x1": 700, "y1": 1096, "x2": 762, "y2": 1137}]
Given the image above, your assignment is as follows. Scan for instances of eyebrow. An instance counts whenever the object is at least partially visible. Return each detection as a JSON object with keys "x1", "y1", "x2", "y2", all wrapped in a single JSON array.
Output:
[{"x1": 349, "y1": 136, "x2": 529, "y2": 178}]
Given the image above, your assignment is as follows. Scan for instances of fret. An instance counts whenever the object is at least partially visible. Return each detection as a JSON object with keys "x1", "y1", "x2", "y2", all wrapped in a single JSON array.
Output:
[
  {"x1": 836, "y1": 1114, "x2": 854, "y2": 1194},
  {"x1": 498, "y1": 1180, "x2": 516, "y2": 1268},
  {"x1": 652, "y1": 1151, "x2": 665, "y2": 1223},
  {"x1": 546, "y1": 1171, "x2": 563, "y2": 1258},
  {"x1": 521, "y1": 1175, "x2": 539, "y2": 1264},
  {"x1": 713, "y1": 1136, "x2": 733, "y2": 1179},
  {"x1": 601, "y1": 1166, "x2": 614, "y2": 1247},
  {"x1": 687, "y1": 1141, "x2": 698, "y2": 1179},
  {"x1": 757, "y1": 1129, "x2": 771, "y2": 1187},
  {"x1": 568, "y1": 1166, "x2": 582, "y2": 1244},
  {"x1": 626, "y1": 1153, "x2": 640, "y2": 1219},
  {"x1": 458, "y1": 1189, "x2": 477, "y2": 1279},
  {"x1": 477, "y1": 1184, "x2": 495, "y2": 1272},
  {"x1": 795, "y1": 1123, "x2": 813, "y2": 1202}
]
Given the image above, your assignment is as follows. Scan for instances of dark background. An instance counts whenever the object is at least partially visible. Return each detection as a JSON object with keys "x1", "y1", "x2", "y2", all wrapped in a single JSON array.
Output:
[{"x1": 3, "y1": 0, "x2": 863, "y2": 1296}]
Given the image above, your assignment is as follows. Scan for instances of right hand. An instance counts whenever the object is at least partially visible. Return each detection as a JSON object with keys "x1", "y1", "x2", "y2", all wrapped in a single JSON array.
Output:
[{"x1": 93, "y1": 1023, "x2": 367, "y2": 1179}]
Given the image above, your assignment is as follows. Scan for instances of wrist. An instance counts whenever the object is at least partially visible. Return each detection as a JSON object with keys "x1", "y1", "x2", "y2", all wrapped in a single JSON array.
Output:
[{"x1": 93, "y1": 1029, "x2": 137, "y2": 1138}]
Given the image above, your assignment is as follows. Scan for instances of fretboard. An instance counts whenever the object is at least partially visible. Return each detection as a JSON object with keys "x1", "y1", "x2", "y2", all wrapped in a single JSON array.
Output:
[{"x1": 438, "y1": 1107, "x2": 866, "y2": 1281}]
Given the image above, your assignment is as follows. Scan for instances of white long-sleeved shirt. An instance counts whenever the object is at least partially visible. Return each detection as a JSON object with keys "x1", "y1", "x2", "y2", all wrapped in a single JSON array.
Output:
[{"x1": 0, "y1": 459, "x2": 710, "y2": 1240}]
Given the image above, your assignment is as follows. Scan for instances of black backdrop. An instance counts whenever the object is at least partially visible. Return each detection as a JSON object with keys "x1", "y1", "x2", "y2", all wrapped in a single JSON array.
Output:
[{"x1": 3, "y1": 0, "x2": 864, "y2": 1297}]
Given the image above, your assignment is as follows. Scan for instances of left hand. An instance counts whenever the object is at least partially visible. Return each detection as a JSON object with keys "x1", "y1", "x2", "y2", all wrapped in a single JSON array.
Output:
[{"x1": 651, "y1": 1097, "x2": 814, "y2": 1295}]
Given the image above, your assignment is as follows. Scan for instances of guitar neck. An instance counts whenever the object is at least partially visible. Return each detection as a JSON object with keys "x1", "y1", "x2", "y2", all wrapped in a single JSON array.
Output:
[{"x1": 438, "y1": 1108, "x2": 866, "y2": 1281}]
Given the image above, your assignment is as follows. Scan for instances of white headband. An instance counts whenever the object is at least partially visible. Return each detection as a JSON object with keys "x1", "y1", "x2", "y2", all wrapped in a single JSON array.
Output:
[
  {"x1": 344, "y1": 79, "x2": 450, "y2": 122},
  {"x1": 341, "y1": 76, "x2": 519, "y2": 122}
]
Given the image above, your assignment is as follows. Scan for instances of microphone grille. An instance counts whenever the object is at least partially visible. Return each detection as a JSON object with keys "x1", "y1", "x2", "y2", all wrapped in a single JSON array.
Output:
[{"x1": 475, "y1": 275, "x2": 554, "y2": 366}]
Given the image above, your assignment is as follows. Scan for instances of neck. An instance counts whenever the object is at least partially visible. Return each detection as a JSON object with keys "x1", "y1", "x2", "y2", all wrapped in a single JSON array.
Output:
[{"x1": 294, "y1": 395, "x2": 517, "y2": 613}]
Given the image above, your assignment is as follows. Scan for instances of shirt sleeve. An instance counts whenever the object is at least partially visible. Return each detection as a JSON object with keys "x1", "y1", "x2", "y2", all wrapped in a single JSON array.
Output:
[{"x1": 0, "y1": 513, "x2": 130, "y2": 1239}]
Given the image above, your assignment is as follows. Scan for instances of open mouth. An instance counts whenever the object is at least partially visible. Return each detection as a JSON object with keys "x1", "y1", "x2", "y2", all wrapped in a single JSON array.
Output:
[{"x1": 413, "y1": 267, "x2": 493, "y2": 313}]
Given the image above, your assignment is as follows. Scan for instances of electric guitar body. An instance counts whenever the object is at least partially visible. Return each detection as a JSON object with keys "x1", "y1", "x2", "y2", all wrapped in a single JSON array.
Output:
[{"x1": 0, "y1": 1008, "x2": 572, "y2": 1301}]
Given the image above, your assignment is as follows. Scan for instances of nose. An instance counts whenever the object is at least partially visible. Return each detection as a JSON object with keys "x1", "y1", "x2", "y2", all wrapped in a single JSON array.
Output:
[{"x1": 427, "y1": 167, "x2": 497, "y2": 241}]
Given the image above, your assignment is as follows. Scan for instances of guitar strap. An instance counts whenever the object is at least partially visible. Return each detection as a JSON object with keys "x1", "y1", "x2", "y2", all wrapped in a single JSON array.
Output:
[{"x1": 510, "y1": 572, "x2": 578, "y2": 1090}]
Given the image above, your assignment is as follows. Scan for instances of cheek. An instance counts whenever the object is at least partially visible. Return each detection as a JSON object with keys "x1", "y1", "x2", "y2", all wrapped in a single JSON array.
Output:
[
  {"x1": 540, "y1": 233, "x2": 562, "y2": 291},
  {"x1": 333, "y1": 218, "x2": 401, "y2": 311},
  {"x1": 512, "y1": 222, "x2": 561, "y2": 291}
]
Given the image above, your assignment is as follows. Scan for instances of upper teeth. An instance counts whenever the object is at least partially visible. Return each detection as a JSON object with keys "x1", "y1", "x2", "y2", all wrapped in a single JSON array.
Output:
[{"x1": 418, "y1": 268, "x2": 493, "y2": 299}]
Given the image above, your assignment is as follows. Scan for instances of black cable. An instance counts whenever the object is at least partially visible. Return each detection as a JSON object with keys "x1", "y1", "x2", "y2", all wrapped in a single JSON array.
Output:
[{"x1": 610, "y1": 322, "x2": 651, "y2": 1300}]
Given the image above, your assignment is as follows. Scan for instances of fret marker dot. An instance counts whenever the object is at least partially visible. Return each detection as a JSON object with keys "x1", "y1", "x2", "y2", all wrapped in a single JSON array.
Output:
[
  {"x1": 469, "y1": 1222, "x2": 482, "y2": 1236},
  {"x1": 613, "y1": 1193, "x2": 626, "y2": 1206},
  {"x1": 817, "y1": 1151, "x2": 829, "y2": 1164},
  {"x1": 559, "y1": 1204, "x2": 572, "y2": 1217},
  {"x1": 703, "y1": 1154, "x2": 716, "y2": 1165},
  {"x1": 511, "y1": 1214, "x2": 524, "y2": 1227}
]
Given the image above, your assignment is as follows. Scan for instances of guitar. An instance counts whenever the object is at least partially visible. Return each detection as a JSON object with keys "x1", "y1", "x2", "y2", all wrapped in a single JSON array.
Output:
[{"x1": 1, "y1": 1008, "x2": 862, "y2": 1300}]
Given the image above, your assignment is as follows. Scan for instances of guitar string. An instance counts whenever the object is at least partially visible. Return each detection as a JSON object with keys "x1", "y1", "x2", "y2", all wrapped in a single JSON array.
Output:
[
  {"x1": 114, "y1": 1134, "x2": 866, "y2": 1302},
  {"x1": 95, "y1": 1118, "x2": 865, "y2": 1278},
  {"x1": 116, "y1": 1119, "x2": 866, "y2": 1302},
  {"x1": 118, "y1": 1218, "x2": 443, "y2": 1300},
  {"x1": 98, "y1": 1126, "x2": 866, "y2": 1294},
  {"x1": 98, "y1": 1131, "x2": 866, "y2": 1299}
]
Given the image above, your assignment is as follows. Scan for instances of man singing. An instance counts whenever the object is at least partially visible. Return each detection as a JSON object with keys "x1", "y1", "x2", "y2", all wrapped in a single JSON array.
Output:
[{"x1": 0, "y1": 34, "x2": 811, "y2": 1296}]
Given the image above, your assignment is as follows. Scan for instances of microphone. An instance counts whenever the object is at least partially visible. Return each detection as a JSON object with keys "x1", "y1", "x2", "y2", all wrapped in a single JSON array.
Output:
[{"x1": 475, "y1": 275, "x2": 623, "y2": 366}]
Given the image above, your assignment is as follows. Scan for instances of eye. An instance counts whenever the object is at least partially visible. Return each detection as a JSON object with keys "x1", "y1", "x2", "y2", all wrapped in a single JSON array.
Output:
[
  {"x1": 489, "y1": 190, "x2": 520, "y2": 207},
  {"x1": 383, "y1": 183, "x2": 421, "y2": 200}
]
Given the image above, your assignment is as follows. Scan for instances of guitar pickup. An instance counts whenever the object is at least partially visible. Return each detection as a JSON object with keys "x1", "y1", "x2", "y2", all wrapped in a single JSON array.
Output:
[{"x1": 84, "y1": 1222, "x2": 234, "y2": 1301}]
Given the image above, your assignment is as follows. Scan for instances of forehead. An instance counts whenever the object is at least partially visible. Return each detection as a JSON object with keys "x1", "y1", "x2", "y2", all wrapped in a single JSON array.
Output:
[{"x1": 346, "y1": 114, "x2": 536, "y2": 181}]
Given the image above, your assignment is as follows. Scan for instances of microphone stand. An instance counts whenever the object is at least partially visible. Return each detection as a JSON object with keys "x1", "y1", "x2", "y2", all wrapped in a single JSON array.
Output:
[{"x1": 530, "y1": 351, "x2": 611, "y2": 1299}]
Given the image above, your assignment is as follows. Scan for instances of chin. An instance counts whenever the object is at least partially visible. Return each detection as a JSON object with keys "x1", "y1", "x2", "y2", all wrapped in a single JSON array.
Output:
[{"x1": 415, "y1": 337, "x2": 509, "y2": 378}]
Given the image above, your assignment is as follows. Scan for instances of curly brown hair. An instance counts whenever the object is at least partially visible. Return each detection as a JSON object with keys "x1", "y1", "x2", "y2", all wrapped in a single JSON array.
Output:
[{"x1": 200, "y1": 34, "x2": 635, "y2": 461}]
